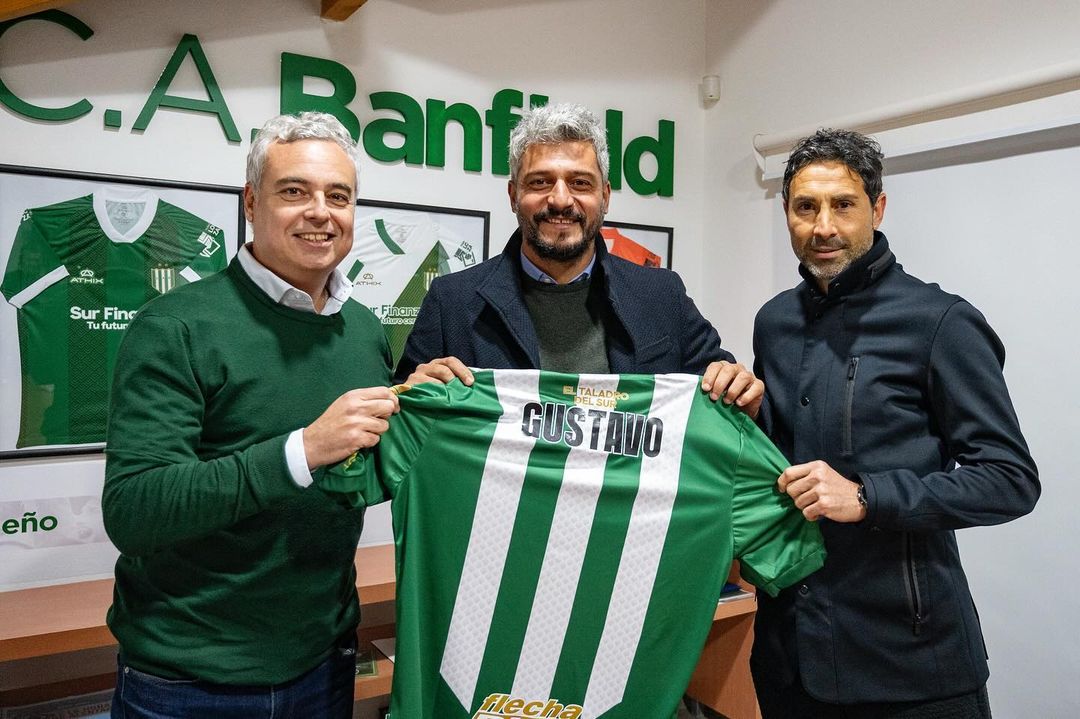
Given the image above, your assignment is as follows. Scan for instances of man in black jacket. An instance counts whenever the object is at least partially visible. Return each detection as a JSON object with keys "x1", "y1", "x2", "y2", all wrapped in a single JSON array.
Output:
[
  {"x1": 398, "y1": 103, "x2": 762, "y2": 413},
  {"x1": 751, "y1": 128, "x2": 1040, "y2": 718}
]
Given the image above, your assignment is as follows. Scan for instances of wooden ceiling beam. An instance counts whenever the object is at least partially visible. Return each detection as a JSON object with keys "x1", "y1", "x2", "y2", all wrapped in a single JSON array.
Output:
[
  {"x1": 320, "y1": 0, "x2": 369, "y2": 22},
  {"x1": 0, "y1": 0, "x2": 73, "y2": 23}
]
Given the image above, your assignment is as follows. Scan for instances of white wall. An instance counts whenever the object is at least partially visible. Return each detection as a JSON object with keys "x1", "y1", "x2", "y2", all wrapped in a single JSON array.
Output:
[
  {"x1": 703, "y1": 1, "x2": 1080, "y2": 715},
  {"x1": 0, "y1": 0, "x2": 710, "y2": 589}
]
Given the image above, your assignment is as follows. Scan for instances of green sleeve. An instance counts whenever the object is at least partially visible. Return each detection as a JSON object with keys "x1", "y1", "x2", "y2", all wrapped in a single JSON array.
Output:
[
  {"x1": 2, "y1": 209, "x2": 63, "y2": 304},
  {"x1": 731, "y1": 418, "x2": 826, "y2": 597},
  {"x1": 102, "y1": 312, "x2": 300, "y2": 557},
  {"x1": 320, "y1": 381, "x2": 447, "y2": 506}
]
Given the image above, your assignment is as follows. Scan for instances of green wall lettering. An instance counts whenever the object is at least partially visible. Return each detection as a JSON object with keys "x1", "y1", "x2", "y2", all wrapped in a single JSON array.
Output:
[
  {"x1": 0, "y1": 13, "x2": 677, "y2": 197},
  {"x1": 484, "y1": 90, "x2": 549, "y2": 177},
  {"x1": 605, "y1": 109, "x2": 624, "y2": 191},
  {"x1": 484, "y1": 88, "x2": 523, "y2": 176},
  {"x1": 132, "y1": 33, "x2": 241, "y2": 142},
  {"x1": 279, "y1": 52, "x2": 360, "y2": 140},
  {"x1": 362, "y1": 91, "x2": 424, "y2": 165},
  {"x1": 624, "y1": 119, "x2": 674, "y2": 197},
  {"x1": 426, "y1": 99, "x2": 483, "y2": 171},
  {"x1": 0, "y1": 10, "x2": 93, "y2": 122}
]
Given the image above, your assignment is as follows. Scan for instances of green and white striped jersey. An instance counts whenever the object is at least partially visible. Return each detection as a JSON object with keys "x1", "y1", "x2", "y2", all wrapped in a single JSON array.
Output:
[
  {"x1": 326, "y1": 369, "x2": 824, "y2": 719},
  {"x1": 0, "y1": 189, "x2": 225, "y2": 448}
]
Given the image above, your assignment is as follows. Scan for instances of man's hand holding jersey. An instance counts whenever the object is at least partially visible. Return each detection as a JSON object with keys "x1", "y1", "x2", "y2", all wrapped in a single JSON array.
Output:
[{"x1": 303, "y1": 387, "x2": 400, "y2": 469}]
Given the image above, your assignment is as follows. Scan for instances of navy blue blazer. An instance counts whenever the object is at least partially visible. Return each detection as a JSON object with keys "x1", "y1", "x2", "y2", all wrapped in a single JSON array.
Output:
[{"x1": 395, "y1": 230, "x2": 733, "y2": 381}]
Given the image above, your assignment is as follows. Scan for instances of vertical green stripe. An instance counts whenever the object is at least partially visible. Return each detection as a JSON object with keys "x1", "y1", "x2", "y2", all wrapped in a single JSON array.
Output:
[
  {"x1": 470, "y1": 371, "x2": 573, "y2": 704},
  {"x1": 390, "y1": 375, "x2": 506, "y2": 719},
  {"x1": 618, "y1": 391, "x2": 738, "y2": 708},
  {"x1": 548, "y1": 374, "x2": 654, "y2": 703}
]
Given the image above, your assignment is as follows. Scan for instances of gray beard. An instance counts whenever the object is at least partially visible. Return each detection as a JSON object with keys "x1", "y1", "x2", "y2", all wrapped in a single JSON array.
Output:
[{"x1": 519, "y1": 209, "x2": 600, "y2": 262}]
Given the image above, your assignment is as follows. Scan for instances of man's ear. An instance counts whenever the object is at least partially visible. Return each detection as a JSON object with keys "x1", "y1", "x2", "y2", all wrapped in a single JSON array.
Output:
[
  {"x1": 243, "y1": 184, "x2": 256, "y2": 223},
  {"x1": 872, "y1": 192, "x2": 887, "y2": 229}
]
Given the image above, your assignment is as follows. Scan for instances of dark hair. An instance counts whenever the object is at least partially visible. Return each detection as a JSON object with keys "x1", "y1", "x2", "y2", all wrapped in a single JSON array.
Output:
[{"x1": 782, "y1": 128, "x2": 884, "y2": 205}]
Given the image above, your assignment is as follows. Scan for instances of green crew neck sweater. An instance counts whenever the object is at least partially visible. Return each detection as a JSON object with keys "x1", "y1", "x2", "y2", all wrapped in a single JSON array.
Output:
[{"x1": 103, "y1": 259, "x2": 392, "y2": 684}]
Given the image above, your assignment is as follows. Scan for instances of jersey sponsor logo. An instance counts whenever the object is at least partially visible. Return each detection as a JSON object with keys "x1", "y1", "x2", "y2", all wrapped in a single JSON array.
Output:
[
  {"x1": 69, "y1": 268, "x2": 104, "y2": 285},
  {"x1": 70, "y1": 305, "x2": 136, "y2": 330},
  {"x1": 371, "y1": 304, "x2": 420, "y2": 325},
  {"x1": 521, "y1": 401, "x2": 664, "y2": 457},
  {"x1": 561, "y1": 384, "x2": 630, "y2": 407},
  {"x1": 473, "y1": 693, "x2": 582, "y2": 719}
]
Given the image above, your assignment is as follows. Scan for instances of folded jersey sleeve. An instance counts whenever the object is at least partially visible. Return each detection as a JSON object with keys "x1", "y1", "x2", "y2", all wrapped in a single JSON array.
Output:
[
  {"x1": 731, "y1": 418, "x2": 826, "y2": 596},
  {"x1": 321, "y1": 381, "x2": 448, "y2": 506}
]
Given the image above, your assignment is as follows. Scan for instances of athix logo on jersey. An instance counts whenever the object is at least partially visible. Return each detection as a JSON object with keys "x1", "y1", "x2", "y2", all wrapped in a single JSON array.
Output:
[
  {"x1": 21, "y1": 209, "x2": 31, "y2": 222},
  {"x1": 521, "y1": 401, "x2": 663, "y2": 457},
  {"x1": 197, "y1": 228, "x2": 221, "y2": 258},
  {"x1": 70, "y1": 268, "x2": 104, "y2": 285},
  {"x1": 472, "y1": 693, "x2": 582, "y2": 719}
]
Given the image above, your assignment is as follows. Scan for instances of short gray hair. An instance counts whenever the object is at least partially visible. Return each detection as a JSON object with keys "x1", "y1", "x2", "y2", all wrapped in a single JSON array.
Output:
[
  {"x1": 508, "y1": 104, "x2": 609, "y2": 183},
  {"x1": 246, "y1": 112, "x2": 360, "y2": 190}
]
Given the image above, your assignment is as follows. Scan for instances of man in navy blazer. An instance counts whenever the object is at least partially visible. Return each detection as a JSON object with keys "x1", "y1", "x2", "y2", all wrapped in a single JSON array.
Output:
[{"x1": 396, "y1": 103, "x2": 761, "y2": 413}]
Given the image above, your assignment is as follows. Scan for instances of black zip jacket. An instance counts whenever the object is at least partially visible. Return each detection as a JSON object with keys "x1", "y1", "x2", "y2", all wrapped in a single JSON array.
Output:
[{"x1": 750, "y1": 233, "x2": 1039, "y2": 704}]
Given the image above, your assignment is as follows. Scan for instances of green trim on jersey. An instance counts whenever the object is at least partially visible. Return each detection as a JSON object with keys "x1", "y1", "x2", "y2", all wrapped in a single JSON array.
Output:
[
  {"x1": 1, "y1": 192, "x2": 226, "y2": 447},
  {"x1": 325, "y1": 369, "x2": 825, "y2": 719}
]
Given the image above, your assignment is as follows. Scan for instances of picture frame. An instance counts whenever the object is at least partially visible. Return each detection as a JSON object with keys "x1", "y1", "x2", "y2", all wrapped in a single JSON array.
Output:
[
  {"x1": 346, "y1": 199, "x2": 490, "y2": 366},
  {"x1": 601, "y1": 220, "x2": 674, "y2": 269},
  {"x1": 0, "y1": 164, "x2": 244, "y2": 460}
]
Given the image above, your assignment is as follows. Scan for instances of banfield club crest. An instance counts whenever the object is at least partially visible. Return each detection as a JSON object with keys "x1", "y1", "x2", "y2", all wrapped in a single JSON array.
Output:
[{"x1": 473, "y1": 694, "x2": 582, "y2": 719}]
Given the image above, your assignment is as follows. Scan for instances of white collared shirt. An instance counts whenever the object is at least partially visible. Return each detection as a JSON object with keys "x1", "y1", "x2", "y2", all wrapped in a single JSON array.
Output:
[
  {"x1": 237, "y1": 243, "x2": 352, "y2": 315},
  {"x1": 236, "y1": 243, "x2": 353, "y2": 488}
]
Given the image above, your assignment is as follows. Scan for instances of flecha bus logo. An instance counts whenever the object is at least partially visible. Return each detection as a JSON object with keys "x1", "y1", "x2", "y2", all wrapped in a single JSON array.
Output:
[{"x1": 472, "y1": 693, "x2": 582, "y2": 719}]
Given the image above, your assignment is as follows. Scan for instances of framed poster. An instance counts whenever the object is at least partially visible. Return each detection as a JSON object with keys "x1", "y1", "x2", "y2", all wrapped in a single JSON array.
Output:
[
  {"x1": 0, "y1": 165, "x2": 244, "y2": 460},
  {"x1": 602, "y1": 220, "x2": 674, "y2": 269},
  {"x1": 345, "y1": 199, "x2": 490, "y2": 366}
]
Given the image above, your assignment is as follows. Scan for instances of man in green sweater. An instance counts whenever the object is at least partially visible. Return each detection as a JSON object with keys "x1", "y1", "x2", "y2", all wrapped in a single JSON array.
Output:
[{"x1": 102, "y1": 112, "x2": 398, "y2": 718}]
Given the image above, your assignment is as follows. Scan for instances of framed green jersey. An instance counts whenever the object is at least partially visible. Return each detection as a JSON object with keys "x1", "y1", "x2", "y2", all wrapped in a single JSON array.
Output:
[
  {"x1": 344, "y1": 199, "x2": 489, "y2": 367},
  {"x1": 325, "y1": 369, "x2": 826, "y2": 719},
  {"x1": 0, "y1": 165, "x2": 243, "y2": 458}
]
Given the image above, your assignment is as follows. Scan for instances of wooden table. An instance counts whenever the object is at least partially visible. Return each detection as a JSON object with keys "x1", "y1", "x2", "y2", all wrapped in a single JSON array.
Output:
[{"x1": 1, "y1": 544, "x2": 760, "y2": 717}]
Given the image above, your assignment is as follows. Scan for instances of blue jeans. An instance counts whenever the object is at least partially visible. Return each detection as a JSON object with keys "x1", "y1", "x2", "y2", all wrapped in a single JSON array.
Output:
[{"x1": 110, "y1": 636, "x2": 357, "y2": 719}]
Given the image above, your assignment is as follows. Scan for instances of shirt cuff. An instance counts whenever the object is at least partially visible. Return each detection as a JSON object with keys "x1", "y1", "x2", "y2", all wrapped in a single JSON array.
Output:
[{"x1": 285, "y1": 429, "x2": 314, "y2": 488}]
